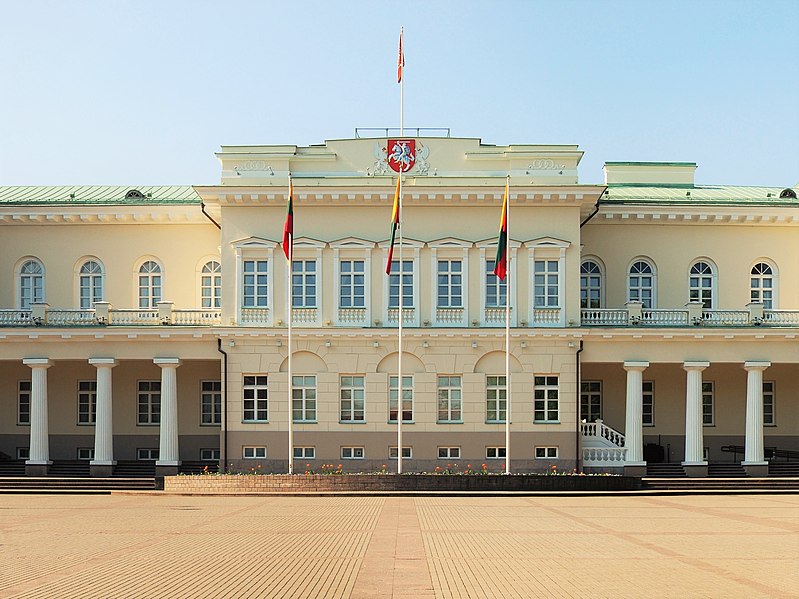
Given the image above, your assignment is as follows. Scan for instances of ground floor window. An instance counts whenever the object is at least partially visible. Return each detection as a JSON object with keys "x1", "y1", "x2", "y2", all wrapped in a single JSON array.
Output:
[
  {"x1": 340, "y1": 375, "x2": 365, "y2": 422},
  {"x1": 437, "y1": 376, "x2": 462, "y2": 423},
  {"x1": 293, "y1": 447, "x2": 316, "y2": 459},
  {"x1": 77, "y1": 448, "x2": 95, "y2": 461},
  {"x1": 486, "y1": 447, "x2": 506, "y2": 460},
  {"x1": 389, "y1": 446, "x2": 412, "y2": 459},
  {"x1": 243, "y1": 446, "x2": 266, "y2": 459},
  {"x1": 341, "y1": 447, "x2": 364, "y2": 459},
  {"x1": 438, "y1": 447, "x2": 460, "y2": 459},
  {"x1": 201, "y1": 381, "x2": 222, "y2": 425},
  {"x1": 534, "y1": 376, "x2": 559, "y2": 422},
  {"x1": 243, "y1": 375, "x2": 268, "y2": 422},
  {"x1": 200, "y1": 448, "x2": 221, "y2": 461},
  {"x1": 535, "y1": 446, "x2": 558, "y2": 459},
  {"x1": 702, "y1": 382, "x2": 714, "y2": 426},
  {"x1": 78, "y1": 380, "x2": 97, "y2": 425},
  {"x1": 763, "y1": 381, "x2": 775, "y2": 425},
  {"x1": 137, "y1": 381, "x2": 161, "y2": 425},
  {"x1": 580, "y1": 380, "x2": 601, "y2": 422},
  {"x1": 17, "y1": 447, "x2": 29, "y2": 460},
  {"x1": 485, "y1": 375, "x2": 506, "y2": 423},
  {"x1": 642, "y1": 381, "x2": 655, "y2": 426},
  {"x1": 292, "y1": 375, "x2": 317, "y2": 423},
  {"x1": 137, "y1": 448, "x2": 159, "y2": 461},
  {"x1": 18, "y1": 381, "x2": 31, "y2": 425},
  {"x1": 389, "y1": 375, "x2": 413, "y2": 423}
]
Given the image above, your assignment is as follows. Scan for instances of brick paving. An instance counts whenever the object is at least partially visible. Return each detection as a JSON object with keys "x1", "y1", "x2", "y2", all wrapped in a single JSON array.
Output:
[{"x1": 0, "y1": 493, "x2": 796, "y2": 598}]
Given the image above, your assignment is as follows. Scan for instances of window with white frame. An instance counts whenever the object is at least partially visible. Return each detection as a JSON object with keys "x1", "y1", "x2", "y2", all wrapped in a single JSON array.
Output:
[
  {"x1": 341, "y1": 446, "x2": 364, "y2": 459},
  {"x1": 19, "y1": 259, "x2": 44, "y2": 309},
  {"x1": 292, "y1": 376, "x2": 317, "y2": 422},
  {"x1": 18, "y1": 381, "x2": 31, "y2": 425},
  {"x1": 78, "y1": 260, "x2": 104, "y2": 308},
  {"x1": 533, "y1": 260, "x2": 559, "y2": 308},
  {"x1": 485, "y1": 259, "x2": 507, "y2": 307},
  {"x1": 200, "y1": 448, "x2": 220, "y2": 461},
  {"x1": 78, "y1": 380, "x2": 97, "y2": 425},
  {"x1": 242, "y1": 259, "x2": 268, "y2": 307},
  {"x1": 389, "y1": 260, "x2": 414, "y2": 307},
  {"x1": 339, "y1": 260, "x2": 365, "y2": 308},
  {"x1": 292, "y1": 260, "x2": 317, "y2": 308},
  {"x1": 535, "y1": 447, "x2": 558, "y2": 459},
  {"x1": 340, "y1": 375, "x2": 365, "y2": 422},
  {"x1": 438, "y1": 447, "x2": 461, "y2": 459},
  {"x1": 137, "y1": 381, "x2": 160, "y2": 425},
  {"x1": 642, "y1": 381, "x2": 655, "y2": 426},
  {"x1": 750, "y1": 262, "x2": 775, "y2": 309},
  {"x1": 138, "y1": 261, "x2": 162, "y2": 309},
  {"x1": 628, "y1": 260, "x2": 655, "y2": 309},
  {"x1": 534, "y1": 376, "x2": 559, "y2": 422},
  {"x1": 702, "y1": 382, "x2": 714, "y2": 426},
  {"x1": 486, "y1": 447, "x2": 506, "y2": 460},
  {"x1": 580, "y1": 381, "x2": 602, "y2": 422},
  {"x1": 201, "y1": 381, "x2": 222, "y2": 425},
  {"x1": 243, "y1": 375, "x2": 268, "y2": 422},
  {"x1": 689, "y1": 261, "x2": 714, "y2": 309},
  {"x1": 486, "y1": 375, "x2": 507, "y2": 423},
  {"x1": 77, "y1": 448, "x2": 95, "y2": 461},
  {"x1": 763, "y1": 381, "x2": 775, "y2": 426},
  {"x1": 580, "y1": 260, "x2": 603, "y2": 309},
  {"x1": 137, "y1": 448, "x2": 159, "y2": 461},
  {"x1": 437, "y1": 260, "x2": 463, "y2": 307},
  {"x1": 243, "y1": 446, "x2": 266, "y2": 459},
  {"x1": 389, "y1": 446, "x2": 412, "y2": 459},
  {"x1": 389, "y1": 375, "x2": 413, "y2": 422},
  {"x1": 293, "y1": 447, "x2": 316, "y2": 459},
  {"x1": 201, "y1": 261, "x2": 222, "y2": 309},
  {"x1": 437, "y1": 376, "x2": 462, "y2": 422}
]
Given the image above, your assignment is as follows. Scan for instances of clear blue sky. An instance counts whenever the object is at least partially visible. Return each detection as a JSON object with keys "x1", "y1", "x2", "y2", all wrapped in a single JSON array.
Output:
[{"x1": 1, "y1": 0, "x2": 797, "y2": 187}]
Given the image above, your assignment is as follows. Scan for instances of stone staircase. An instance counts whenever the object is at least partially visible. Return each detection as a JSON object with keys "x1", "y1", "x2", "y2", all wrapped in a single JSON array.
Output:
[
  {"x1": 646, "y1": 463, "x2": 686, "y2": 477},
  {"x1": 769, "y1": 462, "x2": 799, "y2": 477},
  {"x1": 642, "y1": 477, "x2": 799, "y2": 491},
  {"x1": 581, "y1": 419, "x2": 627, "y2": 467}
]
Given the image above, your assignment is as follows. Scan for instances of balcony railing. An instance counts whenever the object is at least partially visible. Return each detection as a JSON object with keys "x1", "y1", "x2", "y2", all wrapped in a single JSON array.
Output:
[
  {"x1": 240, "y1": 307, "x2": 270, "y2": 326},
  {"x1": 436, "y1": 307, "x2": 465, "y2": 326},
  {"x1": 0, "y1": 310, "x2": 33, "y2": 326},
  {"x1": 386, "y1": 307, "x2": 415, "y2": 326},
  {"x1": 338, "y1": 307, "x2": 368, "y2": 326},
  {"x1": 172, "y1": 309, "x2": 222, "y2": 326},
  {"x1": 531, "y1": 307, "x2": 560, "y2": 326},
  {"x1": 0, "y1": 304, "x2": 221, "y2": 327},
  {"x1": 581, "y1": 307, "x2": 799, "y2": 327},
  {"x1": 484, "y1": 306, "x2": 511, "y2": 326},
  {"x1": 291, "y1": 307, "x2": 318, "y2": 325}
]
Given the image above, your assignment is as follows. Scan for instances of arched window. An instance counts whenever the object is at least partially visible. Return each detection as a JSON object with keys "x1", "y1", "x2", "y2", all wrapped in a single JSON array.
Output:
[
  {"x1": 628, "y1": 260, "x2": 655, "y2": 309},
  {"x1": 19, "y1": 259, "x2": 44, "y2": 309},
  {"x1": 689, "y1": 261, "x2": 714, "y2": 309},
  {"x1": 580, "y1": 260, "x2": 603, "y2": 309},
  {"x1": 79, "y1": 260, "x2": 104, "y2": 309},
  {"x1": 138, "y1": 261, "x2": 162, "y2": 308},
  {"x1": 750, "y1": 262, "x2": 774, "y2": 309},
  {"x1": 201, "y1": 260, "x2": 221, "y2": 308}
]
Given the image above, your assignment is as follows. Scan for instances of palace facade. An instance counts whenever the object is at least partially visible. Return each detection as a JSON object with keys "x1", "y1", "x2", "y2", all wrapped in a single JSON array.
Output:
[{"x1": 1, "y1": 135, "x2": 796, "y2": 477}]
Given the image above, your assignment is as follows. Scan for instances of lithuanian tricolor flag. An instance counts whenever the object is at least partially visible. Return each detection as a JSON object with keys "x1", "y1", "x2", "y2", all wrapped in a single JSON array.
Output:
[
  {"x1": 282, "y1": 175, "x2": 294, "y2": 260},
  {"x1": 385, "y1": 177, "x2": 401, "y2": 275},
  {"x1": 493, "y1": 177, "x2": 509, "y2": 280}
]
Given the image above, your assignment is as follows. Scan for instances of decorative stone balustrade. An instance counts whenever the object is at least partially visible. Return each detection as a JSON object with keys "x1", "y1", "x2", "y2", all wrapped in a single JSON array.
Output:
[
  {"x1": 531, "y1": 308, "x2": 560, "y2": 326},
  {"x1": 581, "y1": 419, "x2": 625, "y2": 448},
  {"x1": 337, "y1": 307, "x2": 368, "y2": 326},
  {"x1": 484, "y1": 306, "x2": 511, "y2": 326},
  {"x1": 582, "y1": 447, "x2": 628, "y2": 466},
  {"x1": 387, "y1": 307, "x2": 415, "y2": 326},
  {"x1": 580, "y1": 306, "x2": 799, "y2": 328},
  {"x1": 435, "y1": 307, "x2": 465, "y2": 326}
]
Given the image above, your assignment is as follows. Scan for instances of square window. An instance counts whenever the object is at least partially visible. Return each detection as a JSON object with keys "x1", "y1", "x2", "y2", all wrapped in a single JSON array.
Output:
[
  {"x1": 486, "y1": 447, "x2": 507, "y2": 460},
  {"x1": 293, "y1": 447, "x2": 316, "y2": 459},
  {"x1": 243, "y1": 446, "x2": 266, "y2": 459},
  {"x1": 389, "y1": 446, "x2": 412, "y2": 459},
  {"x1": 341, "y1": 447, "x2": 365, "y2": 460},
  {"x1": 438, "y1": 447, "x2": 461, "y2": 459}
]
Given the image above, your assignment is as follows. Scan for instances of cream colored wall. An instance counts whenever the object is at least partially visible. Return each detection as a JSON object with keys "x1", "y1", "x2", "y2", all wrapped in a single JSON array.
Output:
[
  {"x1": 581, "y1": 222, "x2": 799, "y2": 310},
  {"x1": 0, "y1": 223, "x2": 220, "y2": 309}
]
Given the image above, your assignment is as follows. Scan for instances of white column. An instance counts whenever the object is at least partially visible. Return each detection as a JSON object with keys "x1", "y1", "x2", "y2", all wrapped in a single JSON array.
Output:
[
  {"x1": 89, "y1": 358, "x2": 118, "y2": 465},
  {"x1": 154, "y1": 358, "x2": 181, "y2": 466},
  {"x1": 682, "y1": 361, "x2": 709, "y2": 465},
  {"x1": 623, "y1": 361, "x2": 649, "y2": 465},
  {"x1": 23, "y1": 359, "x2": 52, "y2": 465},
  {"x1": 743, "y1": 361, "x2": 770, "y2": 466}
]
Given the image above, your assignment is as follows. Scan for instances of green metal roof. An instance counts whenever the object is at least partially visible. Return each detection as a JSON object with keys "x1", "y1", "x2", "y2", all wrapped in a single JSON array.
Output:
[
  {"x1": 603, "y1": 185, "x2": 799, "y2": 206},
  {"x1": 0, "y1": 185, "x2": 201, "y2": 205}
]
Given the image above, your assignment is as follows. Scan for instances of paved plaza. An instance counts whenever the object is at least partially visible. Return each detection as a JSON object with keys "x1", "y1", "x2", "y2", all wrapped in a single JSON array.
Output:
[{"x1": 0, "y1": 493, "x2": 796, "y2": 598}]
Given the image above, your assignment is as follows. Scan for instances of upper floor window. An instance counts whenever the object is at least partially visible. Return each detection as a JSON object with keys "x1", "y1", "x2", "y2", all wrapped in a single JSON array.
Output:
[
  {"x1": 485, "y1": 259, "x2": 507, "y2": 307},
  {"x1": 389, "y1": 260, "x2": 414, "y2": 308},
  {"x1": 437, "y1": 260, "x2": 463, "y2": 308},
  {"x1": 534, "y1": 260, "x2": 559, "y2": 308},
  {"x1": 138, "y1": 261, "x2": 162, "y2": 309},
  {"x1": 19, "y1": 259, "x2": 44, "y2": 309},
  {"x1": 201, "y1": 261, "x2": 221, "y2": 309},
  {"x1": 242, "y1": 260, "x2": 268, "y2": 307},
  {"x1": 580, "y1": 260, "x2": 602, "y2": 309},
  {"x1": 628, "y1": 260, "x2": 655, "y2": 309},
  {"x1": 292, "y1": 260, "x2": 317, "y2": 308},
  {"x1": 750, "y1": 262, "x2": 774, "y2": 309},
  {"x1": 689, "y1": 261, "x2": 714, "y2": 309},
  {"x1": 79, "y1": 260, "x2": 104, "y2": 309},
  {"x1": 339, "y1": 260, "x2": 365, "y2": 308}
]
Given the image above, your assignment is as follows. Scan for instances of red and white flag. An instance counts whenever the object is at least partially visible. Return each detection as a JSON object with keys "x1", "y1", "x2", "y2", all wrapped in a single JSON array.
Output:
[{"x1": 397, "y1": 28, "x2": 404, "y2": 83}]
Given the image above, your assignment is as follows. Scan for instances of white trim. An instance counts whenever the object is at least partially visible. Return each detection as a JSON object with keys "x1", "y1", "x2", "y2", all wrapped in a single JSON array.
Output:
[
  {"x1": 15, "y1": 256, "x2": 45, "y2": 310},
  {"x1": 526, "y1": 238, "x2": 569, "y2": 327},
  {"x1": 196, "y1": 255, "x2": 222, "y2": 309},
  {"x1": 380, "y1": 239, "x2": 423, "y2": 327},
  {"x1": 233, "y1": 238, "x2": 277, "y2": 326},
  {"x1": 429, "y1": 238, "x2": 471, "y2": 327}
]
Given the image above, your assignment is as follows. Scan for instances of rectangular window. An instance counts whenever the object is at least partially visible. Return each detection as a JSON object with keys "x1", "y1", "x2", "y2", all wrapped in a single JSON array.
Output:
[
  {"x1": 763, "y1": 381, "x2": 775, "y2": 426},
  {"x1": 642, "y1": 381, "x2": 655, "y2": 426},
  {"x1": 137, "y1": 381, "x2": 161, "y2": 425},
  {"x1": 137, "y1": 448, "x2": 159, "y2": 461},
  {"x1": 340, "y1": 375, "x2": 365, "y2": 422},
  {"x1": 486, "y1": 447, "x2": 506, "y2": 460},
  {"x1": 18, "y1": 381, "x2": 31, "y2": 425},
  {"x1": 389, "y1": 375, "x2": 413, "y2": 423},
  {"x1": 77, "y1": 448, "x2": 95, "y2": 461},
  {"x1": 438, "y1": 447, "x2": 461, "y2": 459},
  {"x1": 580, "y1": 381, "x2": 602, "y2": 422},
  {"x1": 339, "y1": 260, "x2": 365, "y2": 308},
  {"x1": 534, "y1": 376, "x2": 559, "y2": 422},
  {"x1": 389, "y1": 446, "x2": 412, "y2": 459},
  {"x1": 485, "y1": 259, "x2": 507, "y2": 307},
  {"x1": 437, "y1": 259, "x2": 463, "y2": 308},
  {"x1": 341, "y1": 446, "x2": 364, "y2": 460},
  {"x1": 702, "y1": 381, "x2": 714, "y2": 426},
  {"x1": 243, "y1": 375, "x2": 268, "y2": 422},
  {"x1": 78, "y1": 380, "x2": 97, "y2": 425},
  {"x1": 243, "y1": 446, "x2": 266, "y2": 459},
  {"x1": 292, "y1": 259, "x2": 317, "y2": 308},
  {"x1": 437, "y1": 376, "x2": 462, "y2": 422},
  {"x1": 293, "y1": 447, "x2": 316, "y2": 459},
  {"x1": 200, "y1": 448, "x2": 221, "y2": 461},
  {"x1": 292, "y1": 375, "x2": 317, "y2": 422},
  {"x1": 16, "y1": 447, "x2": 30, "y2": 460},
  {"x1": 242, "y1": 259, "x2": 268, "y2": 307},
  {"x1": 389, "y1": 260, "x2": 413, "y2": 308},
  {"x1": 486, "y1": 375, "x2": 507, "y2": 423},
  {"x1": 201, "y1": 380, "x2": 222, "y2": 425},
  {"x1": 535, "y1": 447, "x2": 559, "y2": 459},
  {"x1": 534, "y1": 260, "x2": 559, "y2": 308}
]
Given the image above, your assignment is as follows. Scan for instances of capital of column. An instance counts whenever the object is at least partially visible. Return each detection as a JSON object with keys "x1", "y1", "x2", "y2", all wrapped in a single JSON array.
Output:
[
  {"x1": 683, "y1": 361, "x2": 710, "y2": 372},
  {"x1": 623, "y1": 361, "x2": 649, "y2": 372},
  {"x1": 153, "y1": 357, "x2": 181, "y2": 368},
  {"x1": 743, "y1": 361, "x2": 770, "y2": 372},
  {"x1": 89, "y1": 358, "x2": 118, "y2": 368},
  {"x1": 23, "y1": 358, "x2": 52, "y2": 369}
]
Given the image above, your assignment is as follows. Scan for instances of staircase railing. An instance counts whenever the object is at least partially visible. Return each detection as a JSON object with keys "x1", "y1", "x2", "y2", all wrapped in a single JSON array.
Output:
[{"x1": 581, "y1": 419, "x2": 625, "y2": 448}]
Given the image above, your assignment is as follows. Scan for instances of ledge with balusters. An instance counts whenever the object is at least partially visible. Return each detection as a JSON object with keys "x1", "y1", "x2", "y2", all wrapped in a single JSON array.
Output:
[{"x1": 0, "y1": 302, "x2": 221, "y2": 327}]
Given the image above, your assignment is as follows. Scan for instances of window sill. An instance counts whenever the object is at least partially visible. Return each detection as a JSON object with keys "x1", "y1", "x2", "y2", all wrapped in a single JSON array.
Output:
[
  {"x1": 339, "y1": 420, "x2": 367, "y2": 424},
  {"x1": 533, "y1": 420, "x2": 561, "y2": 425},
  {"x1": 136, "y1": 423, "x2": 160, "y2": 427},
  {"x1": 293, "y1": 420, "x2": 318, "y2": 424},
  {"x1": 200, "y1": 423, "x2": 222, "y2": 427},
  {"x1": 485, "y1": 420, "x2": 507, "y2": 425},
  {"x1": 242, "y1": 420, "x2": 269, "y2": 424},
  {"x1": 388, "y1": 421, "x2": 415, "y2": 425},
  {"x1": 437, "y1": 421, "x2": 464, "y2": 425}
]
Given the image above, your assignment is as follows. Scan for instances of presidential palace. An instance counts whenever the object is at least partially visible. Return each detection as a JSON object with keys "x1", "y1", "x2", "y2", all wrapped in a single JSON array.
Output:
[{"x1": 1, "y1": 133, "x2": 796, "y2": 477}]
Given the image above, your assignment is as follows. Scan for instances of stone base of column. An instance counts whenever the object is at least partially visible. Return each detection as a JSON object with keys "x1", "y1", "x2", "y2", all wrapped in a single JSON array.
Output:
[
  {"x1": 742, "y1": 462, "x2": 769, "y2": 477},
  {"x1": 25, "y1": 462, "x2": 51, "y2": 476},
  {"x1": 90, "y1": 462, "x2": 116, "y2": 478},
  {"x1": 681, "y1": 462, "x2": 708, "y2": 477},
  {"x1": 156, "y1": 463, "x2": 180, "y2": 477},
  {"x1": 624, "y1": 463, "x2": 647, "y2": 477}
]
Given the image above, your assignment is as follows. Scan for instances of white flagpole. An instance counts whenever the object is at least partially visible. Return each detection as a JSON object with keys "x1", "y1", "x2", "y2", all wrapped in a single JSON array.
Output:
[
  {"x1": 504, "y1": 175, "x2": 511, "y2": 475},
  {"x1": 287, "y1": 174, "x2": 294, "y2": 475},
  {"x1": 397, "y1": 26, "x2": 404, "y2": 475}
]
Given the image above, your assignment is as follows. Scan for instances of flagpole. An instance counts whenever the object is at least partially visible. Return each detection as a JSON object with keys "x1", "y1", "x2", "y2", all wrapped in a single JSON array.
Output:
[
  {"x1": 504, "y1": 174, "x2": 511, "y2": 475},
  {"x1": 397, "y1": 26, "x2": 404, "y2": 475},
  {"x1": 287, "y1": 173, "x2": 294, "y2": 475}
]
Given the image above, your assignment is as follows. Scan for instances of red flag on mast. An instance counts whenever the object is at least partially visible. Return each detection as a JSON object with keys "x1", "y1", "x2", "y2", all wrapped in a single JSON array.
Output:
[
  {"x1": 282, "y1": 176, "x2": 294, "y2": 260},
  {"x1": 397, "y1": 28, "x2": 404, "y2": 83},
  {"x1": 493, "y1": 177, "x2": 509, "y2": 280}
]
